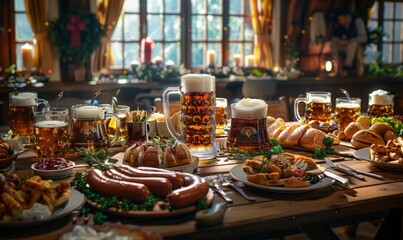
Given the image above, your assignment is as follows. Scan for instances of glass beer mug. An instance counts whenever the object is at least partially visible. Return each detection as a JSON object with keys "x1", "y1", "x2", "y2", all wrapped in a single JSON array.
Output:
[
  {"x1": 294, "y1": 91, "x2": 332, "y2": 123},
  {"x1": 9, "y1": 92, "x2": 49, "y2": 145},
  {"x1": 69, "y1": 104, "x2": 120, "y2": 150},
  {"x1": 163, "y1": 74, "x2": 217, "y2": 160},
  {"x1": 368, "y1": 89, "x2": 394, "y2": 117},
  {"x1": 226, "y1": 98, "x2": 270, "y2": 151}
]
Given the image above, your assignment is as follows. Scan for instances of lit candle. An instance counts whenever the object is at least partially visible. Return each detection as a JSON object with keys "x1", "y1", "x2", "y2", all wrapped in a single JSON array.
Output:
[
  {"x1": 141, "y1": 37, "x2": 154, "y2": 63},
  {"x1": 273, "y1": 66, "x2": 279, "y2": 73},
  {"x1": 233, "y1": 54, "x2": 241, "y2": 66},
  {"x1": 21, "y1": 43, "x2": 33, "y2": 70},
  {"x1": 325, "y1": 60, "x2": 333, "y2": 72},
  {"x1": 245, "y1": 55, "x2": 256, "y2": 67},
  {"x1": 206, "y1": 49, "x2": 216, "y2": 66}
]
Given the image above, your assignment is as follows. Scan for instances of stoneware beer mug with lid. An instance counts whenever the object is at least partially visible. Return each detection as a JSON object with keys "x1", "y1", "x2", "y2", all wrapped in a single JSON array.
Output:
[
  {"x1": 294, "y1": 91, "x2": 332, "y2": 123},
  {"x1": 8, "y1": 92, "x2": 49, "y2": 145},
  {"x1": 162, "y1": 74, "x2": 217, "y2": 160},
  {"x1": 69, "y1": 104, "x2": 120, "y2": 150},
  {"x1": 226, "y1": 98, "x2": 270, "y2": 151}
]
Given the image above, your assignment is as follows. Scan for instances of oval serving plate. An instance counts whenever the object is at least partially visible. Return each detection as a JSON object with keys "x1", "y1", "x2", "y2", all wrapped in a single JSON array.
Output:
[
  {"x1": 0, "y1": 188, "x2": 85, "y2": 228},
  {"x1": 230, "y1": 163, "x2": 335, "y2": 193},
  {"x1": 353, "y1": 147, "x2": 403, "y2": 171},
  {"x1": 86, "y1": 189, "x2": 213, "y2": 218}
]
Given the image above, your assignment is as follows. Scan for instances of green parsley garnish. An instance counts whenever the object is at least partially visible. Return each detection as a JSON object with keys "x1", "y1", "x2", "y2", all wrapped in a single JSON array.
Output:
[{"x1": 312, "y1": 137, "x2": 336, "y2": 159}]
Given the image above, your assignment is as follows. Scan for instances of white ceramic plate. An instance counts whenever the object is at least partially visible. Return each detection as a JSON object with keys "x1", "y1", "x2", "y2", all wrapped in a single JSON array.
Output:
[
  {"x1": 353, "y1": 147, "x2": 403, "y2": 171},
  {"x1": 31, "y1": 160, "x2": 75, "y2": 179},
  {"x1": 229, "y1": 164, "x2": 335, "y2": 193},
  {"x1": 0, "y1": 188, "x2": 85, "y2": 228}
]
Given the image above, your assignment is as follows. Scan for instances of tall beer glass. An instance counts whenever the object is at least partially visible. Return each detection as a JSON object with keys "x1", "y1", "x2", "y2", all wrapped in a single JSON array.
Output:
[
  {"x1": 9, "y1": 92, "x2": 49, "y2": 145},
  {"x1": 227, "y1": 98, "x2": 270, "y2": 151},
  {"x1": 34, "y1": 111, "x2": 69, "y2": 158},
  {"x1": 163, "y1": 74, "x2": 216, "y2": 160},
  {"x1": 69, "y1": 104, "x2": 120, "y2": 150},
  {"x1": 215, "y1": 98, "x2": 228, "y2": 135},
  {"x1": 368, "y1": 90, "x2": 394, "y2": 117},
  {"x1": 335, "y1": 97, "x2": 361, "y2": 131},
  {"x1": 294, "y1": 91, "x2": 332, "y2": 123}
]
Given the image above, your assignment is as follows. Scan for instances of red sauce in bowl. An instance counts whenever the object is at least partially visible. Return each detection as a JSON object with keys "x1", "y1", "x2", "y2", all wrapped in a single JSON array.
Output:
[{"x1": 35, "y1": 158, "x2": 74, "y2": 170}]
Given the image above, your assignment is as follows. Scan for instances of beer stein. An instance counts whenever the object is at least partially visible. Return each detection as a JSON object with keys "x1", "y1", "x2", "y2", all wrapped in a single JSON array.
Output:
[
  {"x1": 8, "y1": 92, "x2": 49, "y2": 145},
  {"x1": 34, "y1": 111, "x2": 69, "y2": 158},
  {"x1": 368, "y1": 89, "x2": 394, "y2": 117},
  {"x1": 215, "y1": 98, "x2": 228, "y2": 136},
  {"x1": 163, "y1": 74, "x2": 217, "y2": 160},
  {"x1": 102, "y1": 104, "x2": 130, "y2": 144},
  {"x1": 226, "y1": 98, "x2": 270, "y2": 151},
  {"x1": 69, "y1": 104, "x2": 120, "y2": 150},
  {"x1": 294, "y1": 91, "x2": 332, "y2": 123},
  {"x1": 335, "y1": 97, "x2": 361, "y2": 131}
]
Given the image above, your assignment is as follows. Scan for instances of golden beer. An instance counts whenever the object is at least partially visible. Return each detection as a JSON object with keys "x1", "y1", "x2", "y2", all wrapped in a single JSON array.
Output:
[
  {"x1": 9, "y1": 106, "x2": 35, "y2": 136},
  {"x1": 34, "y1": 121, "x2": 68, "y2": 157},
  {"x1": 215, "y1": 106, "x2": 228, "y2": 135},
  {"x1": 107, "y1": 115, "x2": 127, "y2": 141},
  {"x1": 69, "y1": 119, "x2": 110, "y2": 150},
  {"x1": 368, "y1": 90, "x2": 394, "y2": 117},
  {"x1": 368, "y1": 104, "x2": 394, "y2": 118},
  {"x1": 305, "y1": 102, "x2": 332, "y2": 123},
  {"x1": 182, "y1": 91, "x2": 215, "y2": 150}
]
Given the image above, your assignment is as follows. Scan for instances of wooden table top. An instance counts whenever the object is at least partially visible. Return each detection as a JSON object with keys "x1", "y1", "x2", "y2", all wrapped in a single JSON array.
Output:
[{"x1": 2, "y1": 144, "x2": 403, "y2": 240}]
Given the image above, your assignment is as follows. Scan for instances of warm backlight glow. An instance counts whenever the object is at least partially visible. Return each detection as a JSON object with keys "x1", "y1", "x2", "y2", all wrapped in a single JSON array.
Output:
[{"x1": 325, "y1": 60, "x2": 333, "y2": 72}]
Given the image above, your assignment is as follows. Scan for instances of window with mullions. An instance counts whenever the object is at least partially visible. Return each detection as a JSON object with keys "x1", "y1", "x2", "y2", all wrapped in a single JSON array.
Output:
[
  {"x1": 14, "y1": 0, "x2": 34, "y2": 69},
  {"x1": 369, "y1": 1, "x2": 403, "y2": 64},
  {"x1": 228, "y1": 0, "x2": 253, "y2": 66}
]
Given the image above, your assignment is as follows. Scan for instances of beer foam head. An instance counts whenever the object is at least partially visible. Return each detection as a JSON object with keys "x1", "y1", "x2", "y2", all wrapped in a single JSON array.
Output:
[
  {"x1": 181, "y1": 74, "x2": 215, "y2": 92},
  {"x1": 216, "y1": 98, "x2": 227, "y2": 107},
  {"x1": 10, "y1": 92, "x2": 37, "y2": 106},
  {"x1": 337, "y1": 102, "x2": 360, "y2": 109},
  {"x1": 35, "y1": 120, "x2": 67, "y2": 128},
  {"x1": 309, "y1": 96, "x2": 329, "y2": 104},
  {"x1": 75, "y1": 106, "x2": 103, "y2": 119},
  {"x1": 369, "y1": 89, "x2": 394, "y2": 105},
  {"x1": 232, "y1": 98, "x2": 267, "y2": 119}
]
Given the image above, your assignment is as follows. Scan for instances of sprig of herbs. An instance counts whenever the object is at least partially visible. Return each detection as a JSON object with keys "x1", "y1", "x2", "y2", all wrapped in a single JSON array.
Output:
[
  {"x1": 227, "y1": 138, "x2": 283, "y2": 160},
  {"x1": 76, "y1": 147, "x2": 110, "y2": 170},
  {"x1": 312, "y1": 137, "x2": 336, "y2": 159}
]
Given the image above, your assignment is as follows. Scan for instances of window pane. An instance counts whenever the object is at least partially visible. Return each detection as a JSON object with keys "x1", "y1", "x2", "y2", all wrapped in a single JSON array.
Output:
[
  {"x1": 147, "y1": 14, "x2": 163, "y2": 41},
  {"x1": 229, "y1": 17, "x2": 242, "y2": 40},
  {"x1": 381, "y1": 43, "x2": 391, "y2": 63},
  {"x1": 245, "y1": 17, "x2": 253, "y2": 39},
  {"x1": 393, "y1": 21, "x2": 402, "y2": 41},
  {"x1": 230, "y1": 0, "x2": 242, "y2": 14},
  {"x1": 396, "y1": 3, "x2": 403, "y2": 19},
  {"x1": 370, "y1": 2, "x2": 378, "y2": 19},
  {"x1": 16, "y1": 43, "x2": 24, "y2": 70},
  {"x1": 165, "y1": 15, "x2": 180, "y2": 41},
  {"x1": 15, "y1": 13, "x2": 34, "y2": 40},
  {"x1": 15, "y1": 0, "x2": 25, "y2": 11},
  {"x1": 207, "y1": 0, "x2": 221, "y2": 14},
  {"x1": 153, "y1": 42, "x2": 162, "y2": 59},
  {"x1": 165, "y1": 42, "x2": 179, "y2": 65},
  {"x1": 229, "y1": 43, "x2": 242, "y2": 66},
  {"x1": 148, "y1": 0, "x2": 163, "y2": 13},
  {"x1": 392, "y1": 44, "x2": 401, "y2": 63},
  {"x1": 368, "y1": 19, "x2": 378, "y2": 29},
  {"x1": 124, "y1": 43, "x2": 139, "y2": 68},
  {"x1": 208, "y1": 16, "x2": 222, "y2": 40},
  {"x1": 192, "y1": 16, "x2": 205, "y2": 40},
  {"x1": 112, "y1": 42, "x2": 123, "y2": 67},
  {"x1": 245, "y1": 43, "x2": 253, "y2": 55},
  {"x1": 124, "y1": 14, "x2": 140, "y2": 41},
  {"x1": 192, "y1": 43, "x2": 204, "y2": 66},
  {"x1": 165, "y1": 0, "x2": 180, "y2": 13},
  {"x1": 207, "y1": 43, "x2": 221, "y2": 65},
  {"x1": 125, "y1": 0, "x2": 139, "y2": 12},
  {"x1": 385, "y1": 2, "x2": 393, "y2": 19},
  {"x1": 383, "y1": 20, "x2": 392, "y2": 40},
  {"x1": 112, "y1": 15, "x2": 123, "y2": 41},
  {"x1": 192, "y1": 0, "x2": 205, "y2": 14}
]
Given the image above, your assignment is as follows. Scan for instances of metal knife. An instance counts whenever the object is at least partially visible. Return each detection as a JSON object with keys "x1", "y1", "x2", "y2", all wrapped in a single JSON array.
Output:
[
  {"x1": 339, "y1": 163, "x2": 384, "y2": 180},
  {"x1": 213, "y1": 182, "x2": 233, "y2": 203},
  {"x1": 324, "y1": 171, "x2": 350, "y2": 185},
  {"x1": 324, "y1": 157, "x2": 366, "y2": 181}
]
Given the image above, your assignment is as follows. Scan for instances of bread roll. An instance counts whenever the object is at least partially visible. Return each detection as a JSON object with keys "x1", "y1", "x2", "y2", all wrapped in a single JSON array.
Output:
[
  {"x1": 300, "y1": 128, "x2": 326, "y2": 150},
  {"x1": 278, "y1": 125, "x2": 298, "y2": 144},
  {"x1": 351, "y1": 130, "x2": 385, "y2": 149},
  {"x1": 266, "y1": 116, "x2": 276, "y2": 125},
  {"x1": 140, "y1": 146, "x2": 162, "y2": 167},
  {"x1": 370, "y1": 122, "x2": 395, "y2": 136},
  {"x1": 173, "y1": 143, "x2": 192, "y2": 165},
  {"x1": 272, "y1": 125, "x2": 287, "y2": 139},
  {"x1": 344, "y1": 122, "x2": 364, "y2": 139},
  {"x1": 268, "y1": 119, "x2": 286, "y2": 138},
  {"x1": 384, "y1": 130, "x2": 398, "y2": 143},
  {"x1": 284, "y1": 124, "x2": 310, "y2": 146}
]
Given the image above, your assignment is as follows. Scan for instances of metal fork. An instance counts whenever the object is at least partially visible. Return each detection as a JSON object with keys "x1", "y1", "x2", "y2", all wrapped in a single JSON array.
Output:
[
  {"x1": 324, "y1": 157, "x2": 366, "y2": 180},
  {"x1": 206, "y1": 176, "x2": 233, "y2": 203},
  {"x1": 219, "y1": 174, "x2": 255, "y2": 201}
]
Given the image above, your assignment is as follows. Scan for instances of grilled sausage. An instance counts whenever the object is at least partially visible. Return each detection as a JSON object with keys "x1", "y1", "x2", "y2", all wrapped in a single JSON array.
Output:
[{"x1": 167, "y1": 173, "x2": 209, "y2": 208}]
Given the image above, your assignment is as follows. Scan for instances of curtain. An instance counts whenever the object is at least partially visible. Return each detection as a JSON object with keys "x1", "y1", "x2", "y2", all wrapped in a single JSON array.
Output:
[
  {"x1": 249, "y1": 0, "x2": 274, "y2": 69},
  {"x1": 24, "y1": 0, "x2": 53, "y2": 74},
  {"x1": 93, "y1": 0, "x2": 124, "y2": 72}
]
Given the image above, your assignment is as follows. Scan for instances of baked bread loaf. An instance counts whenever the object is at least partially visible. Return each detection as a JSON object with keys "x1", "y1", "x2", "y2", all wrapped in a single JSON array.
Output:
[
  {"x1": 369, "y1": 122, "x2": 395, "y2": 136},
  {"x1": 300, "y1": 128, "x2": 327, "y2": 150},
  {"x1": 351, "y1": 130, "x2": 385, "y2": 149},
  {"x1": 344, "y1": 122, "x2": 364, "y2": 139},
  {"x1": 164, "y1": 143, "x2": 192, "y2": 167}
]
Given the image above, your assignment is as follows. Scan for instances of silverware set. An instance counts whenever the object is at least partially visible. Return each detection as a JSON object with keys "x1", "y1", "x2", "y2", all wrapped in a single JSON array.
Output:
[{"x1": 205, "y1": 174, "x2": 255, "y2": 202}]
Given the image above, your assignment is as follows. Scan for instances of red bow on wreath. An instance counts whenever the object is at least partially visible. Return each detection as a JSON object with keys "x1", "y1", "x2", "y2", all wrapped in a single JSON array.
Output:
[{"x1": 66, "y1": 15, "x2": 85, "y2": 47}]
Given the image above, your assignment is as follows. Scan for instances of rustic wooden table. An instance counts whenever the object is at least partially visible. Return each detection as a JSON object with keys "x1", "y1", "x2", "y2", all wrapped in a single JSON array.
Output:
[{"x1": 1, "y1": 144, "x2": 403, "y2": 240}]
